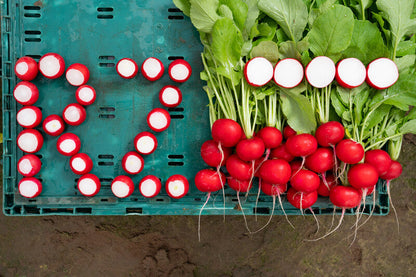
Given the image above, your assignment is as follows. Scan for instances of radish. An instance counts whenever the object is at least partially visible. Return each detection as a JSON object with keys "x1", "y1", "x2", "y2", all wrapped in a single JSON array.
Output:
[
  {"x1": 18, "y1": 177, "x2": 42, "y2": 198},
  {"x1": 315, "y1": 121, "x2": 345, "y2": 147},
  {"x1": 111, "y1": 175, "x2": 134, "y2": 198},
  {"x1": 305, "y1": 148, "x2": 335, "y2": 173},
  {"x1": 17, "y1": 154, "x2": 41, "y2": 177},
  {"x1": 116, "y1": 58, "x2": 138, "y2": 79},
  {"x1": 283, "y1": 125, "x2": 296, "y2": 139},
  {"x1": 273, "y1": 58, "x2": 304, "y2": 88},
  {"x1": 236, "y1": 137, "x2": 265, "y2": 162},
  {"x1": 13, "y1": 81, "x2": 39, "y2": 105},
  {"x1": 39, "y1": 53, "x2": 65, "y2": 79},
  {"x1": 291, "y1": 169, "x2": 320, "y2": 193},
  {"x1": 335, "y1": 58, "x2": 366, "y2": 88},
  {"x1": 14, "y1": 56, "x2": 38, "y2": 81},
  {"x1": 364, "y1": 149, "x2": 392, "y2": 175},
  {"x1": 168, "y1": 59, "x2": 192, "y2": 83},
  {"x1": 305, "y1": 56, "x2": 336, "y2": 88},
  {"x1": 259, "y1": 159, "x2": 291, "y2": 185},
  {"x1": 226, "y1": 154, "x2": 253, "y2": 181},
  {"x1": 287, "y1": 187, "x2": 318, "y2": 210},
  {"x1": 286, "y1": 134, "x2": 318, "y2": 173},
  {"x1": 63, "y1": 103, "x2": 86, "y2": 126},
  {"x1": 42, "y1": 114, "x2": 65, "y2": 136},
  {"x1": 257, "y1": 126, "x2": 283, "y2": 149},
  {"x1": 70, "y1": 153, "x2": 93, "y2": 175},
  {"x1": 147, "y1": 108, "x2": 171, "y2": 132},
  {"x1": 366, "y1": 58, "x2": 399, "y2": 89},
  {"x1": 317, "y1": 174, "x2": 337, "y2": 197},
  {"x1": 335, "y1": 139, "x2": 364, "y2": 164},
  {"x1": 211, "y1": 118, "x2": 243, "y2": 148},
  {"x1": 159, "y1": 85, "x2": 182, "y2": 108},
  {"x1": 16, "y1": 106, "x2": 42, "y2": 128},
  {"x1": 17, "y1": 129, "x2": 43, "y2": 153},
  {"x1": 121, "y1": 151, "x2": 144, "y2": 175},
  {"x1": 166, "y1": 174, "x2": 189, "y2": 199},
  {"x1": 348, "y1": 163, "x2": 379, "y2": 189},
  {"x1": 66, "y1": 63, "x2": 90, "y2": 86},
  {"x1": 134, "y1": 132, "x2": 158, "y2": 155},
  {"x1": 244, "y1": 57, "x2": 274, "y2": 87},
  {"x1": 139, "y1": 175, "x2": 162, "y2": 198},
  {"x1": 77, "y1": 174, "x2": 101, "y2": 197},
  {"x1": 141, "y1": 57, "x2": 164, "y2": 81},
  {"x1": 270, "y1": 144, "x2": 295, "y2": 162},
  {"x1": 56, "y1": 133, "x2": 81, "y2": 156},
  {"x1": 75, "y1": 85, "x2": 96, "y2": 106},
  {"x1": 290, "y1": 160, "x2": 304, "y2": 177},
  {"x1": 200, "y1": 140, "x2": 231, "y2": 167},
  {"x1": 227, "y1": 177, "x2": 252, "y2": 193}
]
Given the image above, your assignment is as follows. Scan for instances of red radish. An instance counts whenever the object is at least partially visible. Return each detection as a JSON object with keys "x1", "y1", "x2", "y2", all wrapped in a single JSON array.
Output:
[
  {"x1": 16, "y1": 106, "x2": 42, "y2": 128},
  {"x1": 200, "y1": 140, "x2": 231, "y2": 167},
  {"x1": 365, "y1": 185, "x2": 376, "y2": 196},
  {"x1": 42, "y1": 114, "x2": 65, "y2": 136},
  {"x1": 286, "y1": 134, "x2": 318, "y2": 157},
  {"x1": 39, "y1": 53, "x2": 65, "y2": 79},
  {"x1": 18, "y1": 177, "x2": 42, "y2": 198},
  {"x1": 147, "y1": 108, "x2": 171, "y2": 132},
  {"x1": 17, "y1": 154, "x2": 41, "y2": 177},
  {"x1": 273, "y1": 58, "x2": 304, "y2": 88},
  {"x1": 14, "y1": 56, "x2": 38, "y2": 81},
  {"x1": 366, "y1": 58, "x2": 399, "y2": 89},
  {"x1": 70, "y1": 153, "x2": 93, "y2": 175},
  {"x1": 111, "y1": 175, "x2": 134, "y2": 198},
  {"x1": 290, "y1": 160, "x2": 304, "y2": 177},
  {"x1": 290, "y1": 169, "x2": 320, "y2": 193},
  {"x1": 159, "y1": 85, "x2": 182, "y2": 108},
  {"x1": 116, "y1": 58, "x2": 138, "y2": 79},
  {"x1": 13, "y1": 81, "x2": 39, "y2": 105},
  {"x1": 283, "y1": 125, "x2": 296, "y2": 139},
  {"x1": 134, "y1": 132, "x2": 158, "y2": 155},
  {"x1": 305, "y1": 148, "x2": 335, "y2": 173},
  {"x1": 244, "y1": 57, "x2": 274, "y2": 87},
  {"x1": 77, "y1": 174, "x2": 101, "y2": 197},
  {"x1": 195, "y1": 169, "x2": 225, "y2": 193},
  {"x1": 315, "y1": 121, "x2": 345, "y2": 147},
  {"x1": 211, "y1": 118, "x2": 243, "y2": 147},
  {"x1": 121, "y1": 151, "x2": 144, "y2": 175},
  {"x1": 63, "y1": 103, "x2": 86, "y2": 126},
  {"x1": 364, "y1": 149, "x2": 392, "y2": 175},
  {"x1": 17, "y1": 129, "x2": 43, "y2": 153},
  {"x1": 166, "y1": 174, "x2": 189, "y2": 199},
  {"x1": 141, "y1": 57, "x2": 164, "y2": 81},
  {"x1": 336, "y1": 139, "x2": 364, "y2": 164},
  {"x1": 227, "y1": 177, "x2": 252, "y2": 193},
  {"x1": 317, "y1": 174, "x2": 337, "y2": 197},
  {"x1": 257, "y1": 127, "x2": 282, "y2": 149},
  {"x1": 56, "y1": 133, "x2": 81, "y2": 156},
  {"x1": 236, "y1": 137, "x2": 265, "y2": 162},
  {"x1": 348, "y1": 163, "x2": 379, "y2": 189},
  {"x1": 139, "y1": 175, "x2": 162, "y2": 198},
  {"x1": 287, "y1": 187, "x2": 318, "y2": 210},
  {"x1": 259, "y1": 159, "x2": 291, "y2": 185},
  {"x1": 66, "y1": 63, "x2": 90, "y2": 86},
  {"x1": 305, "y1": 56, "x2": 336, "y2": 88},
  {"x1": 168, "y1": 59, "x2": 192, "y2": 83},
  {"x1": 336, "y1": 58, "x2": 366, "y2": 88},
  {"x1": 270, "y1": 144, "x2": 295, "y2": 162},
  {"x1": 75, "y1": 85, "x2": 96, "y2": 106},
  {"x1": 226, "y1": 154, "x2": 253, "y2": 181}
]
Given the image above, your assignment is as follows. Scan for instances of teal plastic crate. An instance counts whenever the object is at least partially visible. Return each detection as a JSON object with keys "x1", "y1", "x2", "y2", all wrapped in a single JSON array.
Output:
[{"x1": 2, "y1": 0, "x2": 389, "y2": 216}]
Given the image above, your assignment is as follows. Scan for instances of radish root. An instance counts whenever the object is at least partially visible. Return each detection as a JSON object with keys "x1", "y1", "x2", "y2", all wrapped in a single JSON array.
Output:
[
  {"x1": 386, "y1": 181, "x2": 400, "y2": 233},
  {"x1": 237, "y1": 191, "x2": 252, "y2": 234},
  {"x1": 306, "y1": 208, "x2": 345, "y2": 242},
  {"x1": 217, "y1": 142, "x2": 226, "y2": 222},
  {"x1": 251, "y1": 194, "x2": 276, "y2": 234},
  {"x1": 198, "y1": 192, "x2": 211, "y2": 242}
]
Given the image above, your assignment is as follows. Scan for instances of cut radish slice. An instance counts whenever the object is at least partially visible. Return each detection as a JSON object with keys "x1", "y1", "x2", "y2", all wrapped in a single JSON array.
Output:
[
  {"x1": 63, "y1": 103, "x2": 86, "y2": 126},
  {"x1": 336, "y1": 58, "x2": 366, "y2": 88},
  {"x1": 111, "y1": 175, "x2": 135, "y2": 198},
  {"x1": 141, "y1": 57, "x2": 164, "y2": 81},
  {"x1": 77, "y1": 174, "x2": 101, "y2": 197},
  {"x1": 57, "y1": 133, "x2": 81, "y2": 156},
  {"x1": 17, "y1": 129, "x2": 43, "y2": 153},
  {"x1": 17, "y1": 154, "x2": 41, "y2": 177},
  {"x1": 147, "y1": 108, "x2": 171, "y2": 132},
  {"x1": 39, "y1": 53, "x2": 65, "y2": 79},
  {"x1": 366, "y1": 58, "x2": 399, "y2": 89},
  {"x1": 75, "y1": 85, "x2": 96, "y2": 106},
  {"x1": 121, "y1": 151, "x2": 144, "y2": 175},
  {"x1": 116, "y1": 58, "x2": 138, "y2": 79},
  {"x1": 43, "y1": 114, "x2": 65, "y2": 136},
  {"x1": 305, "y1": 56, "x2": 336, "y2": 88},
  {"x1": 16, "y1": 106, "x2": 42, "y2": 128},
  {"x1": 18, "y1": 177, "x2": 42, "y2": 198},
  {"x1": 166, "y1": 174, "x2": 189, "y2": 199},
  {"x1": 159, "y1": 85, "x2": 182, "y2": 108},
  {"x1": 13, "y1": 81, "x2": 39, "y2": 105},
  {"x1": 274, "y1": 58, "x2": 304, "y2": 88},
  {"x1": 139, "y1": 175, "x2": 162, "y2": 198},
  {"x1": 134, "y1": 131, "x2": 158, "y2": 155},
  {"x1": 15, "y1": 56, "x2": 38, "y2": 81},
  {"x1": 66, "y1": 63, "x2": 90, "y2": 86},
  {"x1": 70, "y1": 153, "x2": 93, "y2": 175},
  {"x1": 168, "y1": 59, "x2": 192, "y2": 83},
  {"x1": 244, "y1": 57, "x2": 274, "y2": 87}
]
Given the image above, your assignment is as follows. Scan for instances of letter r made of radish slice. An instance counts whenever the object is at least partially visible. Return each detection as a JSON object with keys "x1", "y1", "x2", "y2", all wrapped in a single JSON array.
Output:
[
  {"x1": 305, "y1": 56, "x2": 336, "y2": 88},
  {"x1": 16, "y1": 106, "x2": 42, "y2": 129},
  {"x1": 274, "y1": 58, "x2": 304, "y2": 88},
  {"x1": 17, "y1": 154, "x2": 41, "y2": 177},
  {"x1": 168, "y1": 59, "x2": 192, "y2": 83},
  {"x1": 66, "y1": 63, "x2": 90, "y2": 86},
  {"x1": 57, "y1": 133, "x2": 81, "y2": 156},
  {"x1": 134, "y1": 132, "x2": 158, "y2": 155},
  {"x1": 159, "y1": 85, "x2": 182, "y2": 108},
  {"x1": 15, "y1": 56, "x2": 38, "y2": 81},
  {"x1": 147, "y1": 108, "x2": 171, "y2": 132},
  {"x1": 122, "y1": 151, "x2": 144, "y2": 175},
  {"x1": 19, "y1": 177, "x2": 42, "y2": 198},
  {"x1": 39, "y1": 53, "x2": 66, "y2": 79},
  {"x1": 139, "y1": 175, "x2": 162, "y2": 198},
  {"x1": 366, "y1": 58, "x2": 399, "y2": 90},
  {"x1": 70, "y1": 153, "x2": 93, "y2": 175},
  {"x1": 244, "y1": 57, "x2": 274, "y2": 87},
  {"x1": 116, "y1": 58, "x2": 138, "y2": 79},
  {"x1": 336, "y1": 58, "x2": 366, "y2": 88},
  {"x1": 77, "y1": 174, "x2": 101, "y2": 197},
  {"x1": 141, "y1": 57, "x2": 164, "y2": 81},
  {"x1": 111, "y1": 175, "x2": 134, "y2": 198},
  {"x1": 17, "y1": 129, "x2": 43, "y2": 153},
  {"x1": 43, "y1": 114, "x2": 65, "y2": 136},
  {"x1": 13, "y1": 81, "x2": 39, "y2": 105},
  {"x1": 76, "y1": 85, "x2": 96, "y2": 106},
  {"x1": 166, "y1": 174, "x2": 189, "y2": 199},
  {"x1": 63, "y1": 103, "x2": 86, "y2": 126}
]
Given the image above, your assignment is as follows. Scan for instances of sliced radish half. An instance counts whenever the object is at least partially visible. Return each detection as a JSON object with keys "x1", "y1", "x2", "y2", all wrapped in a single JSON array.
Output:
[
  {"x1": 39, "y1": 53, "x2": 65, "y2": 79},
  {"x1": 139, "y1": 175, "x2": 162, "y2": 198},
  {"x1": 121, "y1": 151, "x2": 144, "y2": 175},
  {"x1": 166, "y1": 174, "x2": 189, "y2": 199},
  {"x1": 116, "y1": 58, "x2": 138, "y2": 79},
  {"x1": 366, "y1": 58, "x2": 399, "y2": 89},
  {"x1": 147, "y1": 108, "x2": 171, "y2": 132},
  {"x1": 168, "y1": 59, "x2": 192, "y2": 83},
  {"x1": 16, "y1": 106, "x2": 42, "y2": 128},
  {"x1": 244, "y1": 57, "x2": 274, "y2": 87},
  {"x1": 111, "y1": 175, "x2": 135, "y2": 198},
  {"x1": 63, "y1": 103, "x2": 86, "y2": 126},
  {"x1": 43, "y1": 114, "x2": 65, "y2": 136},
  {"x1": 77, "y1": 174, "x2": 101, "y2": 197},
  {"x1": 19, "y1": 177, "x2": 42, "y2": 198},
  {"x1": 76, "y1": 85, "x2": 96, "y2": 106},
  {"x1": 336, "y1": 58, "x2": 366, "y2": 88},
  {"x1": 66, "y1": 63, "x2": 90, "y2": 86},
  {"x1": 17, "y1": 154, "x2": 41, "y2": 177},
  {"x1": 141, "y1": 57, "x2": 164, "y2": 81},
  {"x1": 134, "y1": 131, "x2": 158, "y2": 155},
  {"x1": 159, "y1": 85, "x2": 182, "y2": 108},
  {"x1": 70, "y1": 153, "x2": 93, "y2": 175},
  {"x1": 15, "y1": 56, "x2": 38, "y2": 81},
  {"x1": 57, "y1": 133, "x2": 81, "y2": 156},
  {"x1": 273, "y1": 58, "x2": 304, "y2": 88},
  {"x1": 17, "y1": 129, "x2": 43, "y2": 153},
  {"x1": 305, "y1": 56, "x2": 336, "y2": 88},
  {"x1": 13, "y1": 81, "x2": 39, "y2": 105}
]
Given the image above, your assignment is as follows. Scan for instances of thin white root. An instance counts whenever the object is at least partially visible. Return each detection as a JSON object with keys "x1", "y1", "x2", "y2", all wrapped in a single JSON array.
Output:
[
  {"x1": 198, "y1": 193, "x2": 211, "y2": 242},
  {"x1": 305, "y1": 208, "x2": 345, "y2": 242},
  {"x1": 329, "y1": 206, "x2": 336, "y2": 231},
  {"x1": 309, "y1": 207, "x2": 320, "y2": 234},
  {"x1": 387, "y1": 181, "x2": 400, "y2": 233},
  {"x1": 277, "y1": 192, "x2": 295, "y2": 229},
  {"x1": 357, "y1": 190, "x2": 377, "y2": 229},
  {"x1": 245, "y1": 160, "x2": 256, "y2": 198},
  {"x1": 321, "y1": 172, "x2": 330, "y2": 190},
  {"x1": 251, "y1": 195, "x2": 276, "y2": 234},
  {"x1": 254, "y1": 179, "x2": 262, "y2": 222},
  {"x1": 217, "y1": 142, "x2": 226, "y2": 222},
  {"x1": 237, "y1": 191, "x2": 252, "y2": 234}
]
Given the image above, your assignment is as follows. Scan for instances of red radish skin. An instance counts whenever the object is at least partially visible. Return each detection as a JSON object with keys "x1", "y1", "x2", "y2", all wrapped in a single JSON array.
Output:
[
  {"x1": 17, "y1": 129, "x2": 43, "y2": 153},
  {"x1": 42, "y1": 114, "x2": 65, "y2": 136},
  {"x1": 305, "y1": 56, "x2": 336, "y2": 88},
  {"x1": 122, "y1": 151, "x2": 144, "y2": 175},
  {"x1": 226, "y1": 155, "x2": 253, "y2": 181},
  {"x1": 75, "y1": 85, "x2": 96, "y2": 106},
  {"x1": 348, "y1": 163, "x2": 379, "y2": 189},
  {"x1": 305, "y1": 148, "x2": 335, "y2": 173},
  {"x1": 139, "y1": 175, "x2": 162, "y2": 198},
  {"x1": 66, "y1": 63, "x2": 90, "y2": 86},
  {"x1": 364, "y1": 149, "x2": 392, "y2": 175},
  {"x1": 56, "y1": 133, "x2": 81, "y2": 156},
  {"x1": 365, "y1": 185, "x2": 376, "y2": 196},
  {"x1": 286, "y1": 134, "x2": 318, "y2": 157},
  {"x1": 290, "y1": 169, "x2": 320, "y2": 193},
  {"x1": 317, "y1": 174, "x2": 337, "y2": 197},
  {"x1": 166, "y1": 175, "x2": 189, "y2": 199},
  {"x1": 13, "y1": 81, "x2": 39, "y2": 105},
  {"x1": 227, "y1": 177, "x2": 252, "y2": 193},
  {"x1": 244, "y1": 57, "x2": 274, "y2": 87},
  {"x1": 366, "y1": 58, "x2": 399, "y2": 90},
  {"x1": 77, "y1": 174, "x2": 101, "y2": 197},
  {"x1": 18, "y1": 177, "x2": 42, "y2": 198},
  {"x1": 16, "y1": 106, "x2": 42, "y2": 128},
  {"x1": 270, "y1": 144, "x2": 295, "y2": 162},
  {"x1": 168, "y1": 59, "x2": 192, "y2": 83},
  {"x1": 134, "y1": 132, "x2": 158, "y2": 155},
  {"x1": 257, "y1": 127, "x2": 283, "y2": 149},
  {"x1": 147, "y1": 108, "x2": 171, "y2": 132},
  {"x1": 259, "y1": 159, "x2": 291, "y2": 185},
  {"x1": 335, "y1": 58, "x2": 366, "y2": 88},
  {"x1": 195, "y1": 169, "x2": 225, "y2": 193},
  {"x1": 15, "y1": 56, "x2": 38, "y2": 81},
  {"x1": 116, "y1": 58, "x2": 138, "y2": 79},
  {"x1": 287, "y1": 187, "x2": 318, "y2": 209},
  {"x1": 236, "y1": 137, "x2": 265, "y2": 162},
  {"x1": 336, "y1": 139, "x2": 364, "y2": 164},
  {"x1": 39, "y1": 53, "x2": 65, "y2": 79},
  {"x1": 330, "y1": 186, "x2": 362, "y2": 209},
  {"x1": 17, "y1": 154, "x2": 41, "y2": 177},
  {"x1": 211, "y1": 119, "x2": 243, "y2": 148},
  {"x1": 290, "y1": 160, "x2": 304, "y2": 177},
  {"x1": 273, "y1": 58, "x2": 304, "y2": 88},
  {"x1": 63, "y1": 103, "x2": 86, "y2": 126},
  {"x1": 141, "y1": 57, "x2": 164, "y2": 81},
  {"x1": 200, "y1": 140, "x2": 231, "y2": 167},
  {"x1": 70, "y1": 153, "x2": 93, "y2": 175},
  {"x1": 380, "y1": 160, "x2": 402, "y2": 181},
  {"x1": 159, "y1": 85, "x2": 182, "y2": 108},
  {"x1": 111, "y1": 176, "x2": 135, "y2": 198},
  {"x1": 283, "y1": 126, "x2": 297, "y2": 139},
  {"x1": 261, "y1": 182, "x2": 287, "y2": 196},
  {"x1": 315, "y1": 121, "x2": 345, "y2": 147}
]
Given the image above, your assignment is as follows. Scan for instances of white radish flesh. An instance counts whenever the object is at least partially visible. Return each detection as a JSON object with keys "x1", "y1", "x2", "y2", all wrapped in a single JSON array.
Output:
[
  {"x1": 336, "y1": 58, "x2": 366, "y2": 88},
  {"x1": 366, "y1": 58, "x2": 399, "y2": 89},
  {"x1": 168, "y1": 59, "x2": 192, "y2": 83},
  {"x1": 57, "y1": 133, "x2": 81, "y2": 156},
  {"x1": 63, "y1": 103, "x2": 86, "y2": 126},
  {"x1": 147, "y1": 108, "x2": 171, "y2": 132},
  {"x1": 111, "y1": 176, "x2": 134, "y2": 198},
  {"x1": 43, "y1": 114, "x2": 65, "y2": 136},
  {"x1": 17, "y1": 106, "x2": 42, "y2": 128},
  {"x1": 70, "y1": 153, "x2": 93, "y2": 175},
  {"x1": 244, "y1": 57, "x2": 274, "y2": 87},
  {"x1": 15, "y1": 56, "x2": 38, "y2": 81},
  {"x1": 134, "y1": 132, "x2": 158, "y2": 155},
  {"x1": 306, "y1": 56, "x2": 336, "y2": 88},
  {"x1": 122, "y1": 152, "x2": 144, "y2": 175},
  {"x1": 139, "y1": 175, "x2": 162, "y2": 198},
  {"x1": 166, "y1": 175, "x2": 189, "y2": 199},
  {"x1": 66, "y1": 63, "x2": 89, "y2": 86},
  {"x1": 77, "y1": 174, "x2": 100, "y2": 197},
  {"x1": 141, "y1": 57, "x2": 164, "y2": 81},
  {"x1": 19, "y1": 178, "x2": 42, "y2": 198},
  {"x1": 39, "y1": 53, "x2": 65, "y2": 79},
  {"x1": 159, "y1": 85, "x2": 182, "y2": 107},
  {"x1": 17, "y1": 154, "x2": 41, "y2": 177},
  {"x1": 76, "y1": 85, "x2": 96, "y2": 106},
  {"x1": 274, "y1": 58, "x2": 304, "y2": 88},
  {"x1": 17, "y1": 129, "x2": 43, "y2": 153},
  {"x1": 13, "y1": 81, "x2": 39, "y2": 105},
  {"x1": 116, "y1": 58, "x2": 138, "y2": 79}
]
